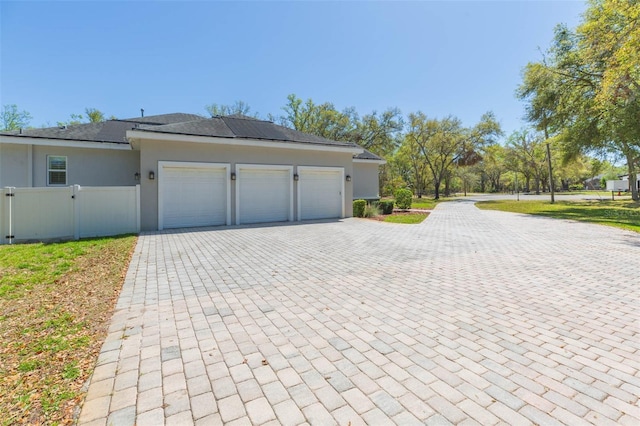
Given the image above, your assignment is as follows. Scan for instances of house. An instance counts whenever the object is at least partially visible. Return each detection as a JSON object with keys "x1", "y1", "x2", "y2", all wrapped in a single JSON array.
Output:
[
  {"x1": 583, "y1": 174, "x2": 605, "y2": 190},
  {"x1": 620, "y1": 174, "x2": 640, "y2": 192},
  {"x1": 0, "y1": 113, "x2": 384, "y2": 231}
]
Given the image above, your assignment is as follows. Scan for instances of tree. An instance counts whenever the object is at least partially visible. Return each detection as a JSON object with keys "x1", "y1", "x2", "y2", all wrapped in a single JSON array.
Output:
[
  {"x1": 85, "y1": 108, "x2": 105, "y2": 123},
  {"x1": 57, "y1": 108, "x2": 107, "y2": 127},
  {"x1": 505, "y1": 130, "x2": 549, "y2": 194},
  {"x1": 277, "y1": 94, "x2": 403, "y2": 157},
  {"x1": 350, "y1": 109, "x2": 404, "y2": 157},
  {"x1": 456, "y1": 166, "x2": 479, "y2": 196},
  {"x1": 278, "y1": 94, "x2": 354, "y2": 142},
  {"x1": 518, "y1": 0, "x2": 640, "y2": 200},
  {"x1": 205, "y1": 101, "x2": 256, "y2": 118},
  {"x1": 395, "y1": 133, "x2": 430, "y2": 196},
  {"x1": 1, "y1": 104, "x2": 32, "y2": 130},
  {"x1": 554, "y1": 152, "x2": 594, "y2": 190},
  {"x1": 405, "y1": 113, "x2": 455, "y2": 199},
  {"x1": 476, "y1": 143, "x2": 508, "y2": 192},
  {"x1": 405, "y1": 112, "x2": 501, "y2": 199}
]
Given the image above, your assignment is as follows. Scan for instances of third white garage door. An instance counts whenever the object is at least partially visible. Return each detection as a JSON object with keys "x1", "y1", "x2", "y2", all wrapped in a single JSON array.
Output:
[
  {"x1": 236, "y1": 165, "x2": 293, "y2": 225},
  {"x1": 298, "y1": 167, "x2": 344, "y2": 220}
]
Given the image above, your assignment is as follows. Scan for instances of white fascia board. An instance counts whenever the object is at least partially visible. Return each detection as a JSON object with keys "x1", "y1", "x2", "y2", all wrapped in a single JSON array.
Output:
[
  {"x1": 353, "y1": 158, "x2": 387, "y2": 165},
  {"x1": 127, "y1": 130, "x2": 364, "y2": 155},
  {"x1": 0, "y1": 135, "x2": 131, "y2": 150}
]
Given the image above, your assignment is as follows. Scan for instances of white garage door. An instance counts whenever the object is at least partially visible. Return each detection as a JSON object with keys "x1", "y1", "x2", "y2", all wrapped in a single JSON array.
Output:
[
  {"x1": 298, "y1": 167, "x2": 344, "y2": 220},
  {"x1": 237, "y1": 165, "x2": 293, "y2": 225},
  {"x1": 159, "y1": 162, "x2": 229, "y2": 229}
]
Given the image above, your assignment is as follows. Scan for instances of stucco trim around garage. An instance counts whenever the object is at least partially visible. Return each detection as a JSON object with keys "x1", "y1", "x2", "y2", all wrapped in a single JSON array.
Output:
[
  {"x1": 127, "y1": 130, "x2": 364, "y2": 155},
  {"x1": 0, "y1": 135, "x2": 132, "y2": 151}
]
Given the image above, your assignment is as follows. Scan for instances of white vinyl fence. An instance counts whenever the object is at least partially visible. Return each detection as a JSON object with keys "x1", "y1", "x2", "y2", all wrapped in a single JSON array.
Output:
[{"x1": 0, "y1": 185, "x2": 140, "y2": 244}]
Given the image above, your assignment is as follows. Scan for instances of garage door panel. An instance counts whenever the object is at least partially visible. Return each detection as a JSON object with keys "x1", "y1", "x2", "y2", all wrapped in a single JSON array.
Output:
[
  {"x1": 237, "y1": 167, "x2": 292, "y2": 225},
  {"x1": 161, "y1": 164, "x2": 228, "y2": 229},
  {"x1": 299, "y1": 169, "x2": 343, "y2": 220}
]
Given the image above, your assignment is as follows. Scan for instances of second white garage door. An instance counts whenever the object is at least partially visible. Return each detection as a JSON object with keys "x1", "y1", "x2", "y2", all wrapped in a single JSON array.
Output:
[
  {"x1": 158, "y1": 162, "x2": 230, "y2": 230},
  {"x1": 298, "y1": 167, "x2": 344, "y2": 220},
  {"x1": 236, "y1": 165, "x2": 293, "y2": 225}
]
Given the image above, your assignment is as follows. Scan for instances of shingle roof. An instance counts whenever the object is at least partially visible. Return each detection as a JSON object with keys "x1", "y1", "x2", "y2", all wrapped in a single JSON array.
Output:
[
  {"x1": 354, "y1": 149, "x2": 384, "y2": 161},
  {"x1": 0, "y1": 121, "x2": 132, "y2": 144},
  {"x1": 120, "y1": 113, "x2": 205, "y2": 125},
  {"x1": 137, "y1": 118, "x2": 235, "y2": 138},
  {"x1": 0, "y1": 113, "x2": 206, "y2": 144},
  {"x1": 135, "y1": 115, "x2": 360, "y2": 148},
  {"x1": 1, "y1": 113, "x2": 361, "y2": 150}
]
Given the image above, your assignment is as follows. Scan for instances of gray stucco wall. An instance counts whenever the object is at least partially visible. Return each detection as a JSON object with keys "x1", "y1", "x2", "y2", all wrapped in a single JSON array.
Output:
[
  {"x1": 32, "y1": 146, "x2": 139, "y2": 187},
  {"x1": 1, "y1": 142, "x2": 139, "y2": 188},
  {"x1": 139, "y1": 139, "x2": 355, "y2": 230},
  {"x1": 0, "y1": 143, "x2": 30, "y2": 187},
  {"x1": 353, "y1": 161, "x2": 381, "y2": 200}
]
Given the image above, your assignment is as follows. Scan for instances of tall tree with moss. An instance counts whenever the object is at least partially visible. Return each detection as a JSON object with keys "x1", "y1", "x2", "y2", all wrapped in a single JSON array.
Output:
[{"x1": 519, "y1": 0, "x2": 639, "y2": 200}]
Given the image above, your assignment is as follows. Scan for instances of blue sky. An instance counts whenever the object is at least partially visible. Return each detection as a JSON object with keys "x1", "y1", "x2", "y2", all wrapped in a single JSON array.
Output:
[{"x1": 1, "y1": 1, "x2": 586, "y2": 138}]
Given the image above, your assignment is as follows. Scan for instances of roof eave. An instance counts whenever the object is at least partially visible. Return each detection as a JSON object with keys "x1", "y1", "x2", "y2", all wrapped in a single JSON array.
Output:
[
  {"x1": 353, "y1": 158, "x2": 386, "y2": 165},
  {"x1": 126, "y1": 130, "x2": 364, "y2": 155},
  {"x1": 0, "y1": 134, "x2": 132, "y2": 150}
]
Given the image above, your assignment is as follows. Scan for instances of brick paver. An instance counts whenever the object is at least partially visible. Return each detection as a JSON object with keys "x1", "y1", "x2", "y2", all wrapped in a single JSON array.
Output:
[{"x1": 78, "y1": 197, "x2": 639, "y2": 425}]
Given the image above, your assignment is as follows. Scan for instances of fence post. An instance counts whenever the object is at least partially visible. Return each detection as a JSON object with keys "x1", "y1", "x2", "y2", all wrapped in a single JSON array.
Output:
[
  {"x1": 0, "y1": 188, "x2": 4, "y2": 245},
  {"x1": 135, "y1": 184, "x2": 141, "y2": 233},
  {"x1": 73, "y1": 185, "x2": 81, "y2": 240},
  {"x1": 4, "y1": 187, "x2": 15, "y2": 245}
]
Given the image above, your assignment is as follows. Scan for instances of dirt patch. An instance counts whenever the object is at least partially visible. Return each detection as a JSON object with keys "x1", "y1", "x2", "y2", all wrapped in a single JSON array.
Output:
[{"x1": 0, "y1": 237, "x2": 136, "y2": 425}]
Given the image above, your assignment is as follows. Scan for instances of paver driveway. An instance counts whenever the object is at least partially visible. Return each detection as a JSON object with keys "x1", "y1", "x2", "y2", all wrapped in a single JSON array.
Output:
[{"x1": 78, "y1": 199, "x2": 639, "y2": 425}]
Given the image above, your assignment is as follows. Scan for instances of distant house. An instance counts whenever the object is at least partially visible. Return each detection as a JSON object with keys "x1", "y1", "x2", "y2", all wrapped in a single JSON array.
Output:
[
  {"x1": 620, "y1": 174, "x2": 640, "y2": 191},
  {"x1": 0, "y1": 113, "x2": 384, "y2": 231},
  {"x1": 584, "y1": 174, "x2": 605, "y2": 190}
]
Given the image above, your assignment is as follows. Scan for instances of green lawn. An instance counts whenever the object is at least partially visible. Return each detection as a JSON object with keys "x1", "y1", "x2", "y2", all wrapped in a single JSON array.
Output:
[
  {"x1": 384, "y1": 212, "x2": 429, "y2": 224},
  {"x1": 0, "y1": 236, "x2": 136, "y2": 425},
  {"x1": 411, "y1": 195, "x2": 464, "y2": 209},
  {"x1": 380, "y1": 197, "x2": 445, "y2": 210},
  {"x1": 410, "y1": 198, "x2": 439, "y2": 210},
  {"x1": 476, "y1": 199, "x2": 640, "y2": 233}
]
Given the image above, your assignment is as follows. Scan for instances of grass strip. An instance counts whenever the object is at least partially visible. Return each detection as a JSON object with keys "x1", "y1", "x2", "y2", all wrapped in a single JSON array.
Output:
[
  {"x1": 476, "y1": 199, "x2": 640, "y2": 233},
  {"x1": 384, "y1": 212, "x2": 429, "y2": 224}
]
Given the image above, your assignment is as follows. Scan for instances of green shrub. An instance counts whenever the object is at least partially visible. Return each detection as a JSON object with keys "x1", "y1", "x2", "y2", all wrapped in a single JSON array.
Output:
[
  {"x1": 363, "y1": 203, "x2": 380, "y2": 218},
  {"x1": 378, "y1": 200, "x2": 394, "y2": 215},
  {"x1": 353, "y1": 199, "x2": 366, "y2": 217},
  {"x1": 395, "y1": 188, "x2": 413, "y2": 209}
]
